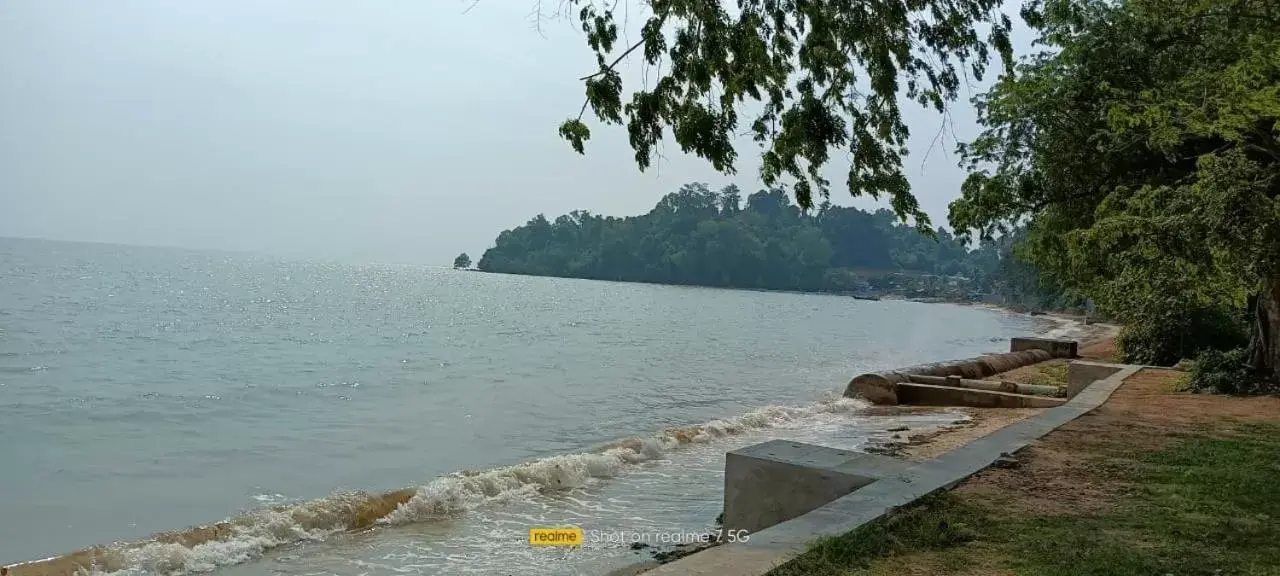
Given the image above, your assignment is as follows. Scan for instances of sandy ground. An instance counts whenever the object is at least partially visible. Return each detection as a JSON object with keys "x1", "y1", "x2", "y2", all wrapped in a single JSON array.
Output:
[
  {"x1": 860, "y1": 405, "x2": 1045, "y2": 461},
  {"x1": 903, "y1": 408, "x2": 1045, "y2": 460},
  {"x1": 951, "y1": 368, "x2": 1213, "y2": 517},
  {"x1": 1077, "y1": 336, "x2": 1117, "y2": 361}
]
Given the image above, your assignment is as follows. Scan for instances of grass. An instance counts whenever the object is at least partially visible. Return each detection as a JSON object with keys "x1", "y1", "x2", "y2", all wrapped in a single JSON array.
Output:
[
  {"x1": 1025, "y1": 362, "x2": 1068, "y2": 390},
  {"x1": 764, "y1": 493, "x2": 980, "y2": 575},
  {"x1": 768, "y1": 422, "x2": 1280, "y2": 576},
  {"x1": 990, "y1": 360, "x2": 1071, "y2": 396}
]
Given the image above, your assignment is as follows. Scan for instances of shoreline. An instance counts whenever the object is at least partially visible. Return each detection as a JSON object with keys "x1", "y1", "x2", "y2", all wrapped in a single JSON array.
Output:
[
  {"x1": 863, "y1": 324, "x2": 1118, "y2": 463},
  {"x1": 859, "y1": 406, "x2": 1047, "y2": 461},
  {"x1": 616, "y1": 324, "x2": 1119, "y2": 574},
  {"x1": 471, "y1": 268, "x2": 1072, "y2": 311},
  {"x1": 4, "y1": 312, "x2": 1104, "y2": 576},
  {"x1": 0, "y1": 395, "x2": 898, "y2": 575}
]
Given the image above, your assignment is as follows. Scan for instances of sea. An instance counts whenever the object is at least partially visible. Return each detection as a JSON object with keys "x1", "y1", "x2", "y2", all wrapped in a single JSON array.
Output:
[{"x1": 0, "y1": 237, "x2": 1074, "y2": 575}]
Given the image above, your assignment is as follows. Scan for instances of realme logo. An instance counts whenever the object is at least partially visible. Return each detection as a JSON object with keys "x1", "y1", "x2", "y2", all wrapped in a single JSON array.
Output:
[{"x1": 528, "y1": 527, "x2": 584, "y2": 546}]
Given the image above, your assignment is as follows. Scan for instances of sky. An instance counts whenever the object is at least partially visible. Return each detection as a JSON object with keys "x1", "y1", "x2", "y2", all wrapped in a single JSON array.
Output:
[{"x1": 0, "y1": 1, "x2": 1033, "y2": 265}]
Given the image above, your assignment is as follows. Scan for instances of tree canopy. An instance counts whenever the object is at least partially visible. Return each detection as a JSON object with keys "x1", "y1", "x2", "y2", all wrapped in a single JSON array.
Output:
[
  {"x1": 559, "y1": 0, "x2": 1015, "y2": 224},
  {"x1": 477, "y1": 182, "x2": 1060, "y2": 303},
  {"x1": 948, "y1": 0, "x2": 1280, "y2": 380},
  {"x1": 453, "y1": 253, "x2": 472, "y2": 269}
]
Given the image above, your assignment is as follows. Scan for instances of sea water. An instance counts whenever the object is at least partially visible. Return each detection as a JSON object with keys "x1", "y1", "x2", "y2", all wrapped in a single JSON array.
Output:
[{"x1": 0, "y1": 237, "x2": 1069, "y2": 574}]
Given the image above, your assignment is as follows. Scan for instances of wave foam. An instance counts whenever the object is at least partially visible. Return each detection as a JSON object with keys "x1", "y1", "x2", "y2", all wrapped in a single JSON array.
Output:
[
  {"x1": 32, "y1": 395, "x2": 868, "y2": 576},
  {"x1": 383, "y1": 394, "x2": 867, "y2": 524},
  {"x1": 1037, "y1": 315, "x2": 1087, "y2": 340}
]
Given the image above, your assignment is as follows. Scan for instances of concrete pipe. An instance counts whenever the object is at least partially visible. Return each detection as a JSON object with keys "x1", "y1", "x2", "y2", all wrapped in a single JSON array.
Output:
[{"x1": 844, "y1": 348, "x2": 1054, "y2": 404}]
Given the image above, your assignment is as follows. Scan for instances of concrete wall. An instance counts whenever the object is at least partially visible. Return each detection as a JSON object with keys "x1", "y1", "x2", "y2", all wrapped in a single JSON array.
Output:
[
  {"x1": 723, "y1": 440, "x2": 911, "y2": 534},
  {"x1": 1066, "y1": 361, "x2": 1124, "y2": 398},
  {"x1": 1011, "y1": 337, "x2": 1078, "y2": 358}
]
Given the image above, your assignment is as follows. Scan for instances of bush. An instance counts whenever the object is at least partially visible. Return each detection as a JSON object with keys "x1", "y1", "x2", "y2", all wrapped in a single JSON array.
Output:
[
  {"x1": 1183, "y1": 348, "x2": 1276, "y2": 396},
  {"x1": 1118, "y1": 302, "x2": 1249, "y2": 366}
]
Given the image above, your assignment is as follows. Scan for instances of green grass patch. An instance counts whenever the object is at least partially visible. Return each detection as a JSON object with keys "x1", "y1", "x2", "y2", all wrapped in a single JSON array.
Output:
[
  {"x1": 1027, "y1": 362, "x2": 1069, "y2": 390},
  {"x1": 768, "y1": 422, "x2": 1280, "y2": 576},
  {"x1": 767, "y1": 493, "x2": 981, "y2": 576}
]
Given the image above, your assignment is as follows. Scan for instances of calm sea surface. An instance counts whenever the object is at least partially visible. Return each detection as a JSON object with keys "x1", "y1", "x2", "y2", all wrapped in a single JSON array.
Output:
[{"x1": 0, "y1": 237, "x2": 1062, "y2": 574}]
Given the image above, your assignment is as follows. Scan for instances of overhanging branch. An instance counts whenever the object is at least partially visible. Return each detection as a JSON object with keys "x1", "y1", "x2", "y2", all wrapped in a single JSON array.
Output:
[{"x1": 580, "y1": 37, "x2": 648, "y2": 81}]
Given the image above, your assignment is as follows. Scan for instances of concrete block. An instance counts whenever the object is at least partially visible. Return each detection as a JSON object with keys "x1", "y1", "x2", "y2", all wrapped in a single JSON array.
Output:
[
  {"x1": 894, "y1": 382, "x2": 1067, "y2": 408},
  {"x1": 723, "y1": 440, "x2": 910, "y2": 534},
  {"x1": 1066, "y1": 361, "x2": 1124, "y2": 398},
  {"x1": 1010, "y1": 337, "x2": 1078, "y2": 358}
]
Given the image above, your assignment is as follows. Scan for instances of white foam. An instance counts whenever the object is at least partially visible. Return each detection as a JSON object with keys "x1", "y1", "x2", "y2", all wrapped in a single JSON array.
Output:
[
  {"x1": 383, "y1": 393, "x2": 868, "y2": 524},
  {"x1": 86, "y1": 494, "x2": 398, "y2": 576},
  {"x1": 1038, "y1": 315, "x2": 1085, "y2": 340},
  {"x1": 250, "y1": 493, "x2": 287, "y2": 505},
  {"x1": 87, "y1": 394, "x2": 870, "y2": 576}
]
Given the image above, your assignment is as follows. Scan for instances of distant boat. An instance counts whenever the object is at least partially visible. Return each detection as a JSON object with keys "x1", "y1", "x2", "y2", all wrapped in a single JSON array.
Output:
[{"x1": 851, "y1": 294, "x2": 881, "y2": 301}]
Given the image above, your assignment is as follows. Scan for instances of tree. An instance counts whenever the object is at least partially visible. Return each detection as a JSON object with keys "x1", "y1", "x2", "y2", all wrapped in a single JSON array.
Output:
[
  {"x1": 477, "y1": 180, "x2": 999, "y2": 294},
  {"x1": 557, "y1": 0, "x2": 1015, "y2": 224},
  {"x1": 718, "y1": 184, "x2": 742, "y2": 215},
  {"x1": 948, "y1": 0, "x2": 1279, "y2": 379},
  {"x1": 453, "y1": 253, "x2": 472, "y2": 269}
]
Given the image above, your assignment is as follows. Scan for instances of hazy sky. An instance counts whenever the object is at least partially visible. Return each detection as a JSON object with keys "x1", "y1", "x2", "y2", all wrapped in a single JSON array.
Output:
[{"x1": 0, "y1": 1, "x2": 1032, "y2": 265}]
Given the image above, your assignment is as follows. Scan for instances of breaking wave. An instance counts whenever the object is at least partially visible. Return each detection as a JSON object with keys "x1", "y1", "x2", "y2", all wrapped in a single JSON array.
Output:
[{"x1": 20, "y1": 395, "x2": 870, "y2": 576}]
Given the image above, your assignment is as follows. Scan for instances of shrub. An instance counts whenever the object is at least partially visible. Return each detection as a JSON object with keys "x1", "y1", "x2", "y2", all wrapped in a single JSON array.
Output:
[
  {"x1": 1184, "y1": 348, "x2": 1276, "y2": 396},
  {"x1": 1118, "y1": 302, "x2": 1249, "y2": 366}
]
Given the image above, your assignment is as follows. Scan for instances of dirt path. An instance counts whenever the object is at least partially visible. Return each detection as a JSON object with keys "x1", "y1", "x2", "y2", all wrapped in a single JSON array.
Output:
[
  {"x1": 1077, "y1": 336, "x2": 1117, "y2": 361},
  {"x1": 897, "y1": 408, "x2": 1044, "y2": 461}
]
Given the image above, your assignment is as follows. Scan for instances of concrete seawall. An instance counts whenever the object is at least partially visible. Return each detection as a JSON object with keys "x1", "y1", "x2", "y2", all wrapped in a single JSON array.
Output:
[
  {"x1": 645, "y1": 361, "x2": 1142, "y2": 575},
  {"x1": 843, "y1": 349, "x2": 1054, "y2": 404}
]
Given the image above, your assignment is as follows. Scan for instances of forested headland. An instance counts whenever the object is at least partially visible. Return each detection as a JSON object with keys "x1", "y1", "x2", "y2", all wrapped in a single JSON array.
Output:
[{"x1": 477, "y1": 183, "x2": 1066, "y2": 308}]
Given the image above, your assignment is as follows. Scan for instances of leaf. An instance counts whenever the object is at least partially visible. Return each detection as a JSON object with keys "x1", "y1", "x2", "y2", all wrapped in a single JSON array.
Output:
[{"x1": 558, "y1": 119, "x2": 591, "y2": 154}]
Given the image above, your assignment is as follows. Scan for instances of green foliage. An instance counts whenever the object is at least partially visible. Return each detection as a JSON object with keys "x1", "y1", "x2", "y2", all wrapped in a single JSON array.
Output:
[
  {"x1": 452, "y1": 252, "x2": 472, "y2": 269},
  {"x1": 477, "y1": 182, "x2": 1017, "y2": 296},
  {"x1": 562, "y1": 0, "x2": 1016, "y2": 223},
  {"x1": 1118, "y1": 300, "x2": 1249, "y2": 366},
  {"x1": 949, "y1": 0, "x2": 1280, "y2": 378},
  {"x1": 1184, "y1": 347, "x2": 1276, "y2": 396}
]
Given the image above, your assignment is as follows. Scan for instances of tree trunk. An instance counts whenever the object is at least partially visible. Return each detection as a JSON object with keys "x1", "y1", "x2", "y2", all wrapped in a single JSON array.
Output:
[{"x1": 1250, "y1": 274, "x2": 1280, "y2": 383}]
